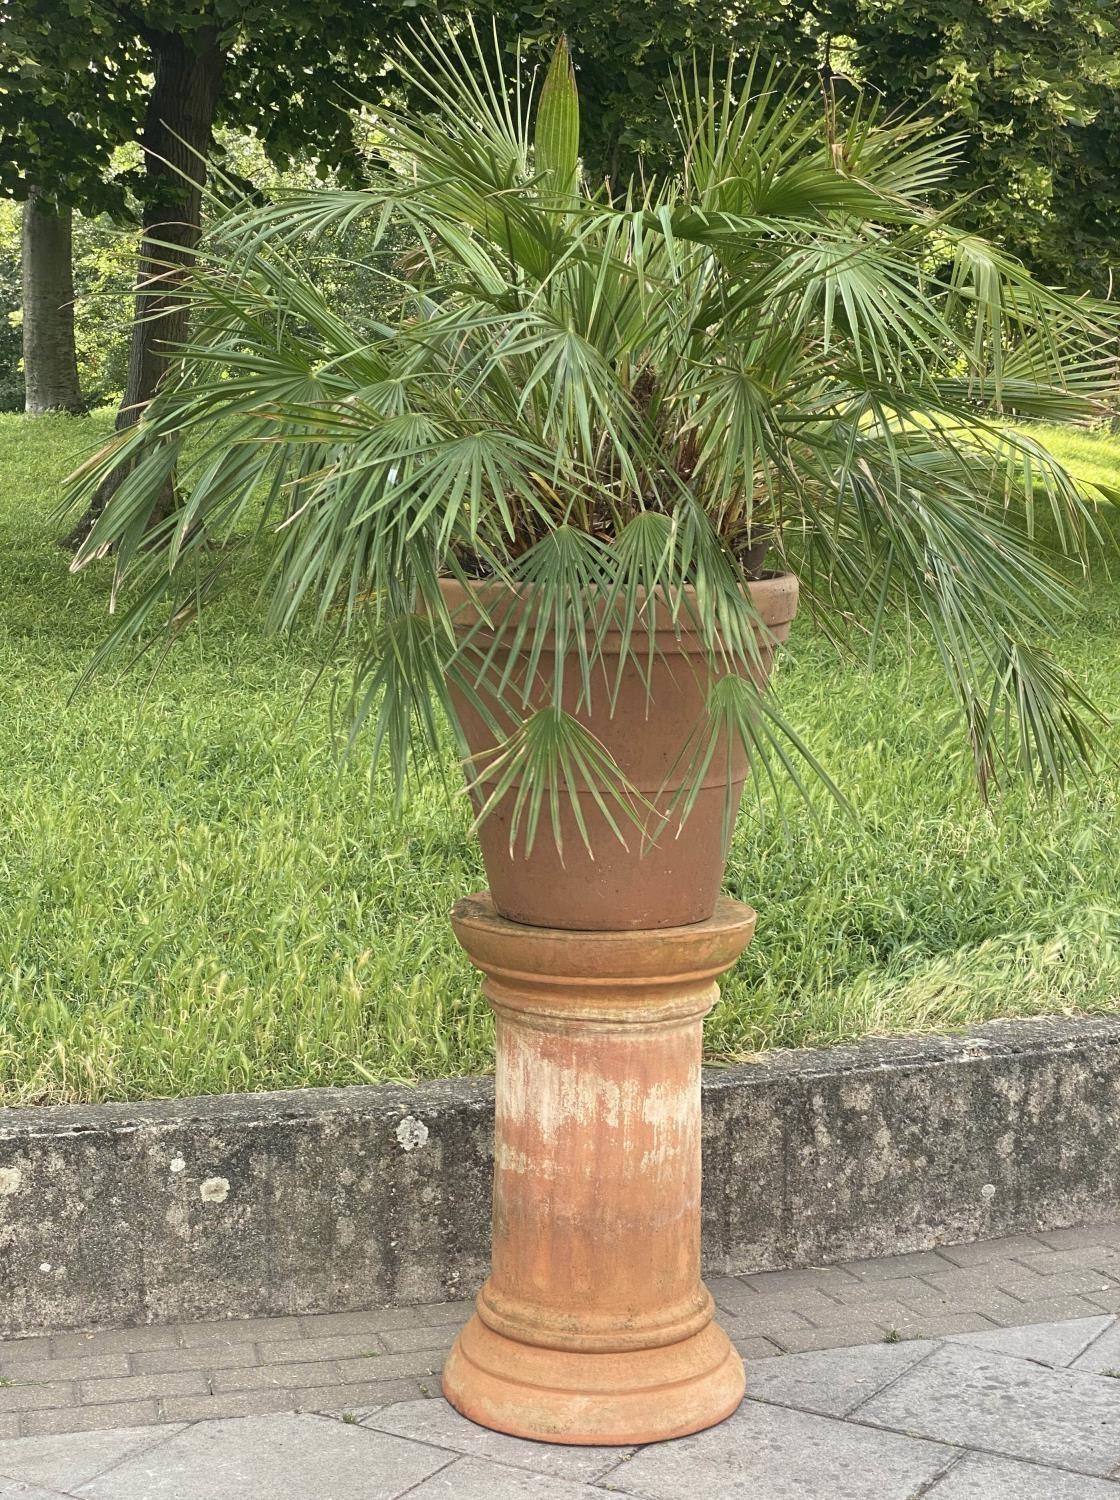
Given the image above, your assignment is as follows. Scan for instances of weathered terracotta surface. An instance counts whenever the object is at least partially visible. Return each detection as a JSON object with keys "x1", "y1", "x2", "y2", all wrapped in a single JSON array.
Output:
[
  {"x1": 442, "y1": 893, "x2": 755, "y2": 1445},
  {"x1": 441, "y1": 575, "x2": 798, "y2": 930}
]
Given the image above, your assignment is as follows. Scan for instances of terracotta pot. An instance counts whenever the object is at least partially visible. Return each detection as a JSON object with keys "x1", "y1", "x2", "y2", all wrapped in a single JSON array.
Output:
[
  {"x1": 441, "y1": 573, "x2": 799, "y2": 931},
  {"x1": 442, "y1": 893, "x2": 755, "y2": 1444}
]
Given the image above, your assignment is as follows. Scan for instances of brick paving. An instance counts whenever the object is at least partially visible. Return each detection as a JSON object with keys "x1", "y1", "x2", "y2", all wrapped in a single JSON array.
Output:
[
  {"x1": 3, "y1": 1223, "x2": 1120, "y2": 1438},
  {"x1": 2, "y1": 1222, "x2": 1120, "y2": 1493}
]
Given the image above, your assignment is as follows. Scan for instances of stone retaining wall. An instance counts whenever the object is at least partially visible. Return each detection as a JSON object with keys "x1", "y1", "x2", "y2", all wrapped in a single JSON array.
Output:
[{"x1": 1, "y1": 1015, "x2": 1118, "y2": 1334}]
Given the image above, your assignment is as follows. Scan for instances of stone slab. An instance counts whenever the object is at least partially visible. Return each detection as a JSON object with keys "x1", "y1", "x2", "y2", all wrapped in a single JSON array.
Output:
[
  {"x1": 947, "y1": 1316, "x2": 1114, "y2": 1368},
  {"x1": 402, "y1": 1455, "x2": 619, "y2": 1499},
  {"x1": 74, "y1": 1412, "x2": 449, "y2": 1500},
  {"x1": 856, "y1": 1343, "x2": 1120, "y2": 1475},
  {"x1": 0, "y1": 1486, "x2": 74, "y2": 1499},
  {"x1": 0, "y1": 1426, "x2": 184, "y2": 1491},
  {"x1": 926, "y1": 1453, "x2": 1120, "y2": 1498},
  {"x1": 598, "y1": 1398, "x2": 957, "y2": 1499},
  {"x1": 363, "y1": 1397, "x2": 632, "y2": 1482},
  {"x1": 743, "y1": 1341, "x2": 932, "y2": 1417},
  {"x1": 1069, "y1": 1318, "x2": 1120, "y2": 1375}
]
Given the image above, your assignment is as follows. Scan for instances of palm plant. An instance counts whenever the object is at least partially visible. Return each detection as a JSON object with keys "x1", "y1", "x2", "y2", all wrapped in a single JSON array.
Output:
[{"x1": 66, "y1": 23, "x2": 1116, "y2": 865}]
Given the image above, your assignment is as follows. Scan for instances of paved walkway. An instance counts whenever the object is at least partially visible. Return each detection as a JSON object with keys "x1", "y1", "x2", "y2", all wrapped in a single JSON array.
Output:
[{"x1": 2, "y1": 1222, "x2": 1120, "y2": 1495}]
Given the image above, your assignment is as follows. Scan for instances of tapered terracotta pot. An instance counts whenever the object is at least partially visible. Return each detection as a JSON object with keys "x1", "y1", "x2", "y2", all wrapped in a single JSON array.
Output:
[
  {"x1": 442, "y1": 894, "x2": 755, "y2": 1445},
  {"x1": 440, "y1": 574, "x2": 799, "y2": 931}
]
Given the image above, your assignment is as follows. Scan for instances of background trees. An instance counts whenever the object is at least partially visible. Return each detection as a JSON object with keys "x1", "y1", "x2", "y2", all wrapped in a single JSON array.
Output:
[
  {"x1": 1, "y1": 0, "x2": 1118, "y2": 431},
  {"x1": 833, "y1": 0, "x2": 1120, "y2": 295},
  {"x1": 2, "y1": 0, "x2": 449, "y2": 532}
]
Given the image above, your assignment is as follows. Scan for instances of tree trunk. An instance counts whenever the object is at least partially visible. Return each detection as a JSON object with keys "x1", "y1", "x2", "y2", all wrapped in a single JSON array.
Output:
[
  {"x1": 22, "y1": 190, "x2": 83, "y2": 416},
  {"x1": 65, "y1": 26, "x2": 224, "y2": 549}
]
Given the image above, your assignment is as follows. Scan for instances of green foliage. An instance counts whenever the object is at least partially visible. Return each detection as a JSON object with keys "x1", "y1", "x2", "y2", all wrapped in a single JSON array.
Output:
[
  {"x1": 534, "y1": 34, "x2": 580, "y2": 201},
  {"x1": 511, "y1": 0, "x2": 816, "y2": 182},
  {"x1": 0, "y1": 201, "x2": 23, "y2": 411},
  {"x1": 64, "y1": 32, "x2": 1119, "y2": 844},
  {"x1": 3, "y1": 413, "x2": 1120, "y2": 1103},
  {"x1": 832, "y1": 0, "x2": 1120, "y2": 293},
  {"x1": 0, "y1": 129, "x2": 410, "y2": 409},
  {"x1": 0, "y1": 195, "x2": 137, "y2": 407}
]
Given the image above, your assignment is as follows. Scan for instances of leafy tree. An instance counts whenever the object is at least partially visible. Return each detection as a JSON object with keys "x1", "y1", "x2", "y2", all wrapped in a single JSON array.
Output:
[
  {"x1": 0, "y1": 2, "x2": 144, "y2": 412},
  {"x1": 0, "y1": 202, "x2": 22, "y2": 412},
  {"x1": 828, "y1": 0, "x2": 1120, "y2": 293},
  {"x1": 510, "y1": 0, "x2": 819, "y2": 183},
  {"x1": 2, "y1": 0, "x2": 449, "y2": 539}
]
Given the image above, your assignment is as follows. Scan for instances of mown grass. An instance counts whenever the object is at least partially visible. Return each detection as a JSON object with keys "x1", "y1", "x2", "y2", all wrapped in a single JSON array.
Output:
[
  {"x1": 1, "y1": 413, "x2": 1118, "y2": 1104},
  {"x1": 1015, "y1": 422, "x2": 1120, "y2": 502}
]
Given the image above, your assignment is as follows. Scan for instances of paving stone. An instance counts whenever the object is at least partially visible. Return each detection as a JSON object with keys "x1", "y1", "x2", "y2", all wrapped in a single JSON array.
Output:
[
  {"x1": 0, "y1": 1385, "x2": 77, "y2": 1414},
  {"x1": 0, "y1": 1483, "x2": 76, "y2": 1498},
  {"x1": 795, "y1": 1295, "x2": 932, "y2": 1329},
  {"x1": 1085, "y1": 1288, "x2": 1120, "y2": 1315},
  {"x1": 378, "y1": 1325, "x2": 457, "y2": 1356},
  {"x1": 935, "y1": 1234, "x2": 1048, "y2": 1267},
  {"x1": 209, "y1": 1361, "x2": 343, "y2": 1394},
  {"x1": 366, "y1": 1397, "x2": 634, "y2": 1482},
  {"x1": 895, "y1": 1286, "x2": 1086, "y2": 1325},
  {"x1": 303, "y1": 1381, "x2": 432, "y2": 1414},
  {"x1": 770, "y1": 1322, "x2": 891, "y2": 1354},
  {"x1": 405, "y1": 1455, "x2": 612, "y2": 1499},
  {"x1": 991, "y1": 1296, "x2": 1115, "y2": 1327},
  {"x1": 19, "y1": 1402, "x2": 161, "y2": 1439},
  {"x1": 76, "y1": 1411, "x2": 451, "y2": 1499},
  {"x1": 1035, "y1": 1224, "x2": 1120, "y2": 1252},
  {"x1": 51, "y1": 1327, "x2": 182, "y2": 1360},
  {"x1": 1014, "y1": 1273, "x2": 1120, "y2": 1300},
  {"x1": 77, "y1": 1372, "x2": 209, "y2": 1406},
  {"x1": 948, "y1": 1316, "x2": 1114, "y2": 1369},
  {"x1": 916, "y1": 1263, "x2": 1063, "y2": 1299},
  {"x1": 0, "y1": 1340, "x2": 55, "y2": 1367},
  {"x1": 705, "y1": 1276, "x2": 758, "y2": 1308},
  {"x1": 130, "y1": 1344, "x2": 257, "y2": 1375},
  {"x1": 925, "y1": 1453, "x2": 1120, "y2": 1497},
  {"x1": 742, "y1": 1340, "x2": 932, "y2": 1417},
  {"x1": 738, "y1": 1266, "x2": 862, "y2": 1297},
  {"x1": 413, "y1": 1301, "x2": 476, "y2": 1328},
  {"x1": 729, "y1": 1335, "x2": 782, "y2": 1361},
  {"x1": 709, "y1": 1296, "x2": 821, "y2": 1336},
  {"x1": 855, "y1": 1342, "x2": 1120, "y2": 1475},
  {"x1": 839, "y1": 1250, "x2": 955, "y2": 1282},
  {"x1": 0, "y1": 1420, "x2": 19, "y2": 1442},
  {"x1": 0, "y1": 1357, "x2": 130, "y2": 1385},
  {"x1": 158, "y1": 1389, "x2": 308, "y2": 1423},
  {"x1": 335, "y1": 1351, "x2": 444, "y2": 1384},
  {"x1": 1016, "y1": 1248, "x2": 1120, "y2": 1279},
  {"x1": 1069, "y1": 1319, "x2": 1120, "y2": 1376},
  {"x1": 882, "y1": 1313, "x2": 994, "y2": 1339},
  {"x1": 0, "y1": 1427, "x2": 183, "y2": 1490},
  {"x1": 837, "y1": 1307, "x2": 995, "y2": 1340},
  {"x1": 598, "y1": 1397, "x2": 957, "y2": 1498},
  {"x1": 832, "y1": 1274, "x2": 950, "y2": 1307},
  {"x1": 261, "y1": 1334, "x2": 386, "y2": 1365},
  {"x1": 296, "y1": 1308, "x2": 425, "y2": 1339},
  {"x1": 176, "y1": 1317, "x2": 304, "y2": 1348}
]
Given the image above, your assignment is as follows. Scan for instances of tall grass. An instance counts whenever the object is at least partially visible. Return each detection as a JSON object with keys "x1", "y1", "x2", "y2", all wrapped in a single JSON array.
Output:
[{"x1": 1, "y1": 414, "x2": 1117, "y2": 1104}]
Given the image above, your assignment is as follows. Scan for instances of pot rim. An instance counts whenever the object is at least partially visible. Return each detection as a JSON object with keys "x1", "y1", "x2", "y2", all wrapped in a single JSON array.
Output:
[{"x1": 436, "y1": 571, "x2": 800, "y2": 635}]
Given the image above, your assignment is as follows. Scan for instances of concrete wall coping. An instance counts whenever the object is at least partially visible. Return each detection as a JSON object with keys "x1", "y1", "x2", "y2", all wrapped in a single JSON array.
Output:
[{"x1": 2, "y1": 1014, "x2": 1118, "y2": 1334}]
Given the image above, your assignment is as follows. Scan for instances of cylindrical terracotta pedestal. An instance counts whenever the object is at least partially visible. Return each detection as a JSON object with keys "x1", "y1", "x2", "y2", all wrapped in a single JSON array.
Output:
[{"x1": 442, "y1": 893, "x2": 756, "y2": 1446}]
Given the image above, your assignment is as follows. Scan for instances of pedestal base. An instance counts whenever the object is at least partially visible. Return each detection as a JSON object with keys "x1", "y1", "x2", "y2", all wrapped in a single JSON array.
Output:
[
  {"x1": 443, "y1": 1310, "x2": 745, "y2": 1446},
  {"x1": 444, "y1": 894, "x2": 754, "y2": 1446}
]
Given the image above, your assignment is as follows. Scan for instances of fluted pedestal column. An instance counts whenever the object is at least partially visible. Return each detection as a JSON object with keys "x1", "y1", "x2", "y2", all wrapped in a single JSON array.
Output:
[{"x1": 442, "y1": 893, "x2": 755, "y2": 1446}]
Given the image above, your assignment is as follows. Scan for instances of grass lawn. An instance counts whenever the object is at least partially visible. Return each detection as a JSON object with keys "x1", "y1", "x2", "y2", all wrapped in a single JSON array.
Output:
[{"x1": 1, "y1": 413, "x2": 1119, "y2": 1105}]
